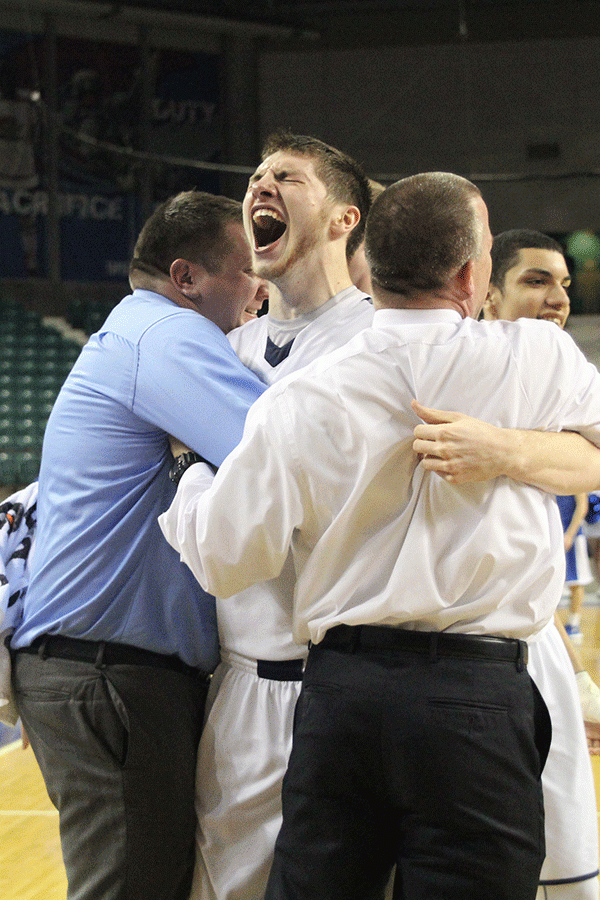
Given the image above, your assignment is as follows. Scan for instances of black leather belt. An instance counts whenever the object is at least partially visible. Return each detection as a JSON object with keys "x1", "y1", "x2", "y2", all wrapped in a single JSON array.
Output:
[
  {"x1": 17, "y1": 634, "x2": 211, "y2": 681},
  {"x1": 256, "y1": 658, "x2": 304, "y2": 681},
  {"x1": 320, "y1": 624, "x2": 528, "y2": 669}
]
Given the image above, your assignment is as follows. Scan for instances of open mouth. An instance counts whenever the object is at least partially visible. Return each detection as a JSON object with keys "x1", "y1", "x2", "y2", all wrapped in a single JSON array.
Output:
[{"x1": 252, "y1": 209, "x2": 286, "y2": 250}]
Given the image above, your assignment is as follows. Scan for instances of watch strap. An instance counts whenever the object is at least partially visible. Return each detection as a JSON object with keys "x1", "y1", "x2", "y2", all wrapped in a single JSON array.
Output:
[{"x1": 169, "y1": 451, "x2": 216, "y2": 485}]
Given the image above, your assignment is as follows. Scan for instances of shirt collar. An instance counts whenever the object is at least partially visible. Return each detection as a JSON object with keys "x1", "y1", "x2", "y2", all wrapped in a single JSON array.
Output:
[{"x1": 372, "y1": 307, "x2": 464, "y2": 329}]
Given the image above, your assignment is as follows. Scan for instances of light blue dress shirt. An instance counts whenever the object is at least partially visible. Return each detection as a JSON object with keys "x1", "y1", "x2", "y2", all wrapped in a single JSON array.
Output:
[{"x1": 11, "y1": 289, "x2": 265, "y2": 670}]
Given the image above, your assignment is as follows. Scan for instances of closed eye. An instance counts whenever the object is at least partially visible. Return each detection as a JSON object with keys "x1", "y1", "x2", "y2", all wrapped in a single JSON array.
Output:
[{"x1": 275, "y1": 171, "x2": 302, "y2": 183}]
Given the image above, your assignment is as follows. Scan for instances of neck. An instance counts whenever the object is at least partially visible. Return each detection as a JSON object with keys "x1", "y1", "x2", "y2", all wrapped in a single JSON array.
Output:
[
  {"x1": 131, "y1": 272, "x2": 170, "y2": 296},
  {"x1": 269, "y1": 253, "x2": 353, "y2": 320},
  {"x1": 372, "y1": 285, "x2": 471, "y2": 318},
  {"x1": 130, "y1": 272, "x2": 194, "y2": 311}
]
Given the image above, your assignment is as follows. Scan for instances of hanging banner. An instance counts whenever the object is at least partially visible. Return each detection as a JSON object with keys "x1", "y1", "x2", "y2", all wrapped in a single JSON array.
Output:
[{"x1": 0, "y1": 29, "x2": 221, "y2": 281}]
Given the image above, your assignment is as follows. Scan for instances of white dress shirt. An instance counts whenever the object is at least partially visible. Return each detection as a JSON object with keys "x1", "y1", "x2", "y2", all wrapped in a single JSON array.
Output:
[
  {"x1": 213, "y1": 286, "x2": 374, "y2": 660},
  {"x1": 160, "y1": 308, "x2": 600, "y2": 645}
]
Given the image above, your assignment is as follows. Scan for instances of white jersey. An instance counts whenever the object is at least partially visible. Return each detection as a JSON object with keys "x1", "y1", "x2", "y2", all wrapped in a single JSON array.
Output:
[
  {"x1": 529, "y1": 622, "x2": 599, "y2": 890},
  {"x1": 228, "y1": 285, "x2": 373, "y2": 387},
  {"x1": 183, "y1": 287, "x2": 375, "y2": 900},
  {"x1": 220, "y1": 286, "x2": 373, "y2": 660}
]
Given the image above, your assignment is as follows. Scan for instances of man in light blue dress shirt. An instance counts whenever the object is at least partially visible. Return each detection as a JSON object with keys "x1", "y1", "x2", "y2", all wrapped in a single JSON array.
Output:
[{"x1": 10, "y1": 190, "x2": 265, "y2": 900}]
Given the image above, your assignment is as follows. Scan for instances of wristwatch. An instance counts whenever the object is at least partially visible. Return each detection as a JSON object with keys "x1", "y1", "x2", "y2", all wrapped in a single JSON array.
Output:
[{"x1": 169, "y1": 451, "x2": 213, "y2": 486}]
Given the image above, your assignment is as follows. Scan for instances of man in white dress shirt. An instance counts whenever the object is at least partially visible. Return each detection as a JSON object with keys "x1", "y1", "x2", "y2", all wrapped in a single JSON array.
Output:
[
  {"x1": 412, "y1": 228, "x2": 600, "y2": 900},
  {"x1": 186, "y1": 131, "x2": 374, "y2": 900},
  {"x1": 160, "y1": 172, "x2": 600, "y2": 900}
]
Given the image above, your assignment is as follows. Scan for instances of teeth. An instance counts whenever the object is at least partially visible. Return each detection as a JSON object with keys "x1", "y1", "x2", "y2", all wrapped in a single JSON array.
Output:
[
  {"x1": 253, "y1": 209, "x2": 283, "y2": 223},
  {"x1": 252, "y1": 208, "x2": 287, "y2": 249}
]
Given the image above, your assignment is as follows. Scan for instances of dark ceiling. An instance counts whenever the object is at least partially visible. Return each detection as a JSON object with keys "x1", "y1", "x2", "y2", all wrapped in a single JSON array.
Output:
[{"x1": 67, "y1": 0, "x2": 600, "y2": 48}]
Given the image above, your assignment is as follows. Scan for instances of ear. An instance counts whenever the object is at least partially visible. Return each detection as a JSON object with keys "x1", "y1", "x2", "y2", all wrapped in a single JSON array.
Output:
[
  {"x1": 330, "y1": 205, "x2": 360, "y2": 240},
  {"x1": 483, "y1": 284, "x2": 501, "y2": 320},
  {"x1": 170, "y1": 258, "x2": 203, "y2": 297},
  {"x1": 455, "y1": 259, "x2": 475, "y2": 299}
]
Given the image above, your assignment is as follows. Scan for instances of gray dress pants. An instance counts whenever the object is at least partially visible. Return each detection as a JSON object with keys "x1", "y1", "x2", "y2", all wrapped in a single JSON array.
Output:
[{"x1": 12, "y1": 651, "x2": 208, "y2": 900}]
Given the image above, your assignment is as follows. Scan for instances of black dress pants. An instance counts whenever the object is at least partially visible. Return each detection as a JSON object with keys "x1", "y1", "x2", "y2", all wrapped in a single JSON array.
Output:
[{"x1": 265, "y1": 634, "x2": 551, "y2": 900}]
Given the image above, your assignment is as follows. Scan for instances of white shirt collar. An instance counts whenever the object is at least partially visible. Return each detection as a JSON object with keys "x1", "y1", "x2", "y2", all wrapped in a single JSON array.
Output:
[{"x1": 372, "y1": 307, "x2": 464, "y2": 328}]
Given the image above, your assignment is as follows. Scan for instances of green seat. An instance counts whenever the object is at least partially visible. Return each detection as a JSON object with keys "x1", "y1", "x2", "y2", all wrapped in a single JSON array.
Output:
[
  {"x1": 38, "y1": 344, "x2": 61, "y2": 361},
  {"x1": 12, "y1": 374, "x2": 36, "y2": 389},
  {"x1": 37, "y1": 374, "x2": 65, "y2": 392},
  {"x1": 0, "y1": 332, "x2": 18, "y2": 348},
  {"x1": 39, "y1": 358, "x2": 63, "y2": 376},
  {"x1": 0, "y1": 400, "x2": 18, "y2": 417},
  {"x1": 12, "y1": 358, "x2": 39, "y2": 376},
  {"x1": 36, "y1": 388, "x2": 59, "y2": 404},
  {"x1": 0, "y1": 452, "x2": 19, "y2": 485},
  {"x1": 13, "y1": 432, "x2": 41, "y2": 452},
  {"x1": 11, "y1": 401, "x2": 35, "y2": 417},
  {"x1": 38, "y1": 328, "x2": 64, "y2": 347},
  {"x1": 16, "y1": 451, "x2": 41, "y2": 483},
  {"x1": 9, "y1": 388, "x2": 36, "y2": 404},
  {"x1": 0, "y1": 359, "x2": 16, "y2": 375},
  {"x1": 15, "y1": 346, "x2": 38, "y2": 361},
  {"x1": 60, "y1": 343, "x2": 83, "y2": 363},
  {"x1": 17, "y1": 333, "x2": 41, "y2": 349},
  {"x1": 14, "y1": 417, "x2": 43, "y2": 436}
]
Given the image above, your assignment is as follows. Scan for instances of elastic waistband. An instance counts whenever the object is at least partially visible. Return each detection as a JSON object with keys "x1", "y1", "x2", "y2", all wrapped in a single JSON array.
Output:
[
  {"x1": 256, "y1": 658, "x2": 304, "y2": 681},
  {"x1": 220, "y1": 649, "x2": 304, "y2": 681},
  {"x1": 319, "y1": 624, "x2": 528, "y2": 670},
  {"x1": 16, "y1": 634, "x2": 211, "y2": 681}
]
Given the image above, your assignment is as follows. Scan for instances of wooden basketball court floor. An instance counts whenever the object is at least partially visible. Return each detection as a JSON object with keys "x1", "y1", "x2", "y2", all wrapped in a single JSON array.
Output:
[{"x1": 2, "y1": 598, "x2": 600, "y2": 900}]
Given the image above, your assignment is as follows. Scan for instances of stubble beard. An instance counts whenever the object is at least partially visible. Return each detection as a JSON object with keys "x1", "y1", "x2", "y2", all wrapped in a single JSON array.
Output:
[{"x1": 254, "y1": 211, "x2": 327, "y2": 284}]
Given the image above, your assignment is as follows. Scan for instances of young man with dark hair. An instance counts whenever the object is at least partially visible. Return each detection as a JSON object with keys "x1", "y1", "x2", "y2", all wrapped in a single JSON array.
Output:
[
  {"x1": 10, "y1": 190, "x2": 266, "y2": 900},
  {"x1": 180, "y1": 133, "x2": 375, "y2": 900},
  {"x1": 484, "y1": 228, "x2": 599, "y2": 900},
  {"x1": 486, "y1": 228, "x2": 568, "y2": 311},
  {"x1": 161, "y1": 173, "x2": 600, "y2": 900}
]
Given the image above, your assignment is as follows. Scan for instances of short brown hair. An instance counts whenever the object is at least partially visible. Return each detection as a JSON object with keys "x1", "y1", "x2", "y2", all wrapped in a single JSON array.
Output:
[
  {"x1": 491, "y1": 229, "x2": 566, "y2": 290},
  {"x1": 365, "y1": 172, "x2": 482, "y2": 297},
  {"x1": 260, "y1": 129, "x2": 372, "y2": 259},
  {"x1": 129, "y1": 190, "x2": 243, "y2": 280}
]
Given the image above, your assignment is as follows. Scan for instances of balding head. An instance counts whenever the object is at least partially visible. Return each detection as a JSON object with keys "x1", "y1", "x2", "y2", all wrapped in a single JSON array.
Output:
[{"x1": 365, "y1": 172, "x2": 484, "y2": 301}]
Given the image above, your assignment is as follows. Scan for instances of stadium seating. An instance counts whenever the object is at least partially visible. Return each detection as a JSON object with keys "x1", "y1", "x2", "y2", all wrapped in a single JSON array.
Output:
[{"x1": 0, "y1": 297, "x2": 83, "y2": 486}]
